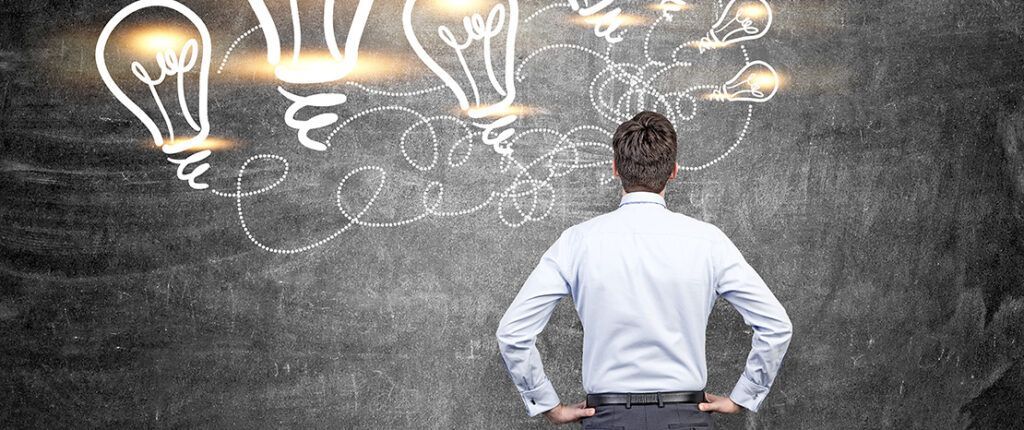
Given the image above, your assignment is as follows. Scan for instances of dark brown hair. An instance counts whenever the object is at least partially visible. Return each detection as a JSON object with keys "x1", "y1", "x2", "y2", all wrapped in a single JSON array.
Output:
[{"x1": 612, "y1": 111, "x2": 678, "y2": 193}]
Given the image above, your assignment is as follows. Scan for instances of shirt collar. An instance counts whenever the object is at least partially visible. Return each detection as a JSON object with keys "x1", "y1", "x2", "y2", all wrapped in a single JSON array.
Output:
[{"x1": 618, "y1": 191, "x2": 667, "y2": 208}]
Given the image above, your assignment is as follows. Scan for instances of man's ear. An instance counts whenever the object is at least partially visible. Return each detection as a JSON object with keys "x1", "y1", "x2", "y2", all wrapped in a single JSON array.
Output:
[
  {"x1": 612, "y1": 159, "x2": 619, "y2": 177},
  {"x1": 669, "y1": 162, "x2": 679, "y2": 179}
]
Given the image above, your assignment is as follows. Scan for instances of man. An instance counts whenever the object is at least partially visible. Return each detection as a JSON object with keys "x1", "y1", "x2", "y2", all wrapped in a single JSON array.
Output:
[{"x1": 495, "y1": 111, "x2": 794, "y2": 428}]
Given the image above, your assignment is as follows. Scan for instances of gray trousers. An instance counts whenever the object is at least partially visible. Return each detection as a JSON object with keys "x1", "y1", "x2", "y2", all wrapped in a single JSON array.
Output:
[{"x1": 579, "y1": 402, "x2": 715, "y2": 430}]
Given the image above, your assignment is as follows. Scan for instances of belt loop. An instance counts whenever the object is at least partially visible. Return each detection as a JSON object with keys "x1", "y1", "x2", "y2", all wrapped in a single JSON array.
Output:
[
  {"x1": 625, "y1": 394, "x2": 631, "y2": 409},
  {"x1": 657, "y1": 392, "x2": 664, "y2": 408}
]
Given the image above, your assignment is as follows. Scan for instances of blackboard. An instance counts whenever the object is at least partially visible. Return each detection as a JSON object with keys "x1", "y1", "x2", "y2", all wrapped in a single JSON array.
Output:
[{"x1": 3, "y1": 0, "x2": 1024, "y2": 428}]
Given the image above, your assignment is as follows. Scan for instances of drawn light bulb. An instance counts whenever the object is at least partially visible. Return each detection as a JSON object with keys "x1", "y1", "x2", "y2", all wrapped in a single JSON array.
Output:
[
  {"x1": 96, "y1": 0, "x2": 214, "y2": 190},
  {"x1": 242, "y1": 0, "x2": 375, "y2": 151},
  {"x1": 403, "y1": 0, "x2": 519, "y2": 155},
  {"x1": 711, "y1": 60, "x2": 779, "y2": 103},
  {"x1": 246, "y1": 0, "x2": 375, "y2": 84},
  {"x1": 698, "y1": 0, "x2": 772, "y2": 52}
]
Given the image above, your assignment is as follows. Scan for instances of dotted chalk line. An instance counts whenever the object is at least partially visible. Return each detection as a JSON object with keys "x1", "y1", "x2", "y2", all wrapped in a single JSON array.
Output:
[{"x1": 202, "y1": 0, "x2": 774, "y2": 253}]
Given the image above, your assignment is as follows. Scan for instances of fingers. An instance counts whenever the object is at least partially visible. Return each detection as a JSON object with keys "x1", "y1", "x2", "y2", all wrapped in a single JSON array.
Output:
[
  {"x1": 699, "y1": 393, "x2": 724, "y2": 413},
  {"x1": 568, "y1": 401, "x2": 596, "y2": 419},
  {"x1": 545, "y1": 402, "x2": 596, "y2": 424},
  {"x1": 699, "y1": 393, "x2": 743, "y2": 414}
]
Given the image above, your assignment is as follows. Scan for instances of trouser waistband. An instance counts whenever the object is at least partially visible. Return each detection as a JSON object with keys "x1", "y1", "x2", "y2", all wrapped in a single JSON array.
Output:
[{"x1": 586, "y1": 390, "x2": 705, "y2": 408}]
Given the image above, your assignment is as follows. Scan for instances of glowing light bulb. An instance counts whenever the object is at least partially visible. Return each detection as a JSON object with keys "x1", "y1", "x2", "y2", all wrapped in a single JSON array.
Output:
[
  {"x1": 711, "y1": 60, "x2": 779, "y2": 103},
  {"x1": 698, "y1": 0, "x2": 772, "y2": 52},
  {"x1": 96, "y1": 0, "x2": 214, "y2": 190},
  {"x1": 403, "y1": 0, "x2": 520, "y2": 155},
  {"x1": 246, "y1": 0, "x2": 374, "y2": 84},
  {"x1": 244, "y1": 0, "x2": 377, "y2": 151}
]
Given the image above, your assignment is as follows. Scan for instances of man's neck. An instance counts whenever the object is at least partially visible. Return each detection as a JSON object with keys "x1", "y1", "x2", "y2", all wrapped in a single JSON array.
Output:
[{"x1": 621, "y1": 189, "x2": 666, "y2": 198}]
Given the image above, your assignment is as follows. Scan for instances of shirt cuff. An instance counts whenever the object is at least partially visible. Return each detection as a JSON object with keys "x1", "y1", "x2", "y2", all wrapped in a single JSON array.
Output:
[
  {"x1": 728, "y1": 374, "x2": 771, "y2": 413},
  {"x1": 520, "y1": 379, "x2": 561, "y2": 417}
]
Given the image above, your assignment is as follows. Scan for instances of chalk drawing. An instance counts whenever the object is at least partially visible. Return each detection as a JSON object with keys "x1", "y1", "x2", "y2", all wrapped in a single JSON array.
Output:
[
  {"x1": 696, "y1": 0, "x2": 772, "y2": 52},
  {"x1": 402, "y1": 0, "x2": 520, "y2": 156},
  {"x1": 244, "y1": 0, "x2": 375, "y2": 151},
  {"x1": 713, "y1": 60, "x2": 779, "y2": 103},
  {"x1": 568, "y1": 0, "x2": 626, "y2": 43},
  {"x1": 96, "y1": 0, "x2": 213, "y2": 189},
  {"x1": 276, "y1": 87, "x2": 348, "y2": 152},
  {"x1": 658, "y1": 0, "x2": 689, "y2": 22},
  {"x1": 246, "y1": 0, "x2": 375, "y2": 84},
  {"x1": 96, "y1": 0, "x2": 780, "y2": 253}
]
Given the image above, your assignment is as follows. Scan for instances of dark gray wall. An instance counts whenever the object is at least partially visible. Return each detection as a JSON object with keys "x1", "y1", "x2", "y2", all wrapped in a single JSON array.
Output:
[{"x1": 3, "y1": 0, "x2": 1024, "y2": 428}]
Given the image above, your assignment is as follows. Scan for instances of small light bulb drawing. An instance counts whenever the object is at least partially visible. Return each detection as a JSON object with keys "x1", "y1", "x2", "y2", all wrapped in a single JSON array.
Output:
[
  {"x1": 402, "y1": 0, "x2": 520, "y2": 155},
  {"x1": 96, "y1": 0, "x2": 214, "y2": 190},
  {"x1": 698, "y1": 0, "x2": 772, "y2": 52},
  {"x1": 246, "y1": 0, "x2": 375, "y2": 84},
  {"x1": 711, "y1": 60, "x2": 779, "y2": 103}
]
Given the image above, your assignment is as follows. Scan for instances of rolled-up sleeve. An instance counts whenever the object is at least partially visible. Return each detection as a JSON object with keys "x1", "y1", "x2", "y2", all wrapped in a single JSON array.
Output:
[
  {"x1": 711, "y1": 232, "x2": 793, "y2": 413},
  {"x1": 495, "y1": 230, "x2": 573, "y2": 417}
]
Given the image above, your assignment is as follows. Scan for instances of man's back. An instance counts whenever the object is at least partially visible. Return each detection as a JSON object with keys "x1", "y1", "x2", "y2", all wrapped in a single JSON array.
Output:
[
  {"x1": 568, "y1": 191, "x2": 722, "y2": 394},
  {"x1": 496, "y1": 191, "x2": 792, "y2": 417}
]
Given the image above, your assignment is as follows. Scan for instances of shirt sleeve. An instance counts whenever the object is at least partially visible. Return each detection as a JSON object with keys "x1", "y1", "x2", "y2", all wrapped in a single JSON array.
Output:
[
  {"x1": 711, "y1": 232, "x2": 794, "y2": 413},
  {"x1": 495, "y1": 229, "x2": 574, "y2": 417}
]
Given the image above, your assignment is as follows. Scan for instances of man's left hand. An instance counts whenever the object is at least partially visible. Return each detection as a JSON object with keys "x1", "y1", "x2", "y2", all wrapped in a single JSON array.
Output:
[
  {"x1": 698, "y1": 392, "x2": 743, "y2": 414},
  {"x1": 543, "y1": 402, "x2": 596, "y2": 424}
]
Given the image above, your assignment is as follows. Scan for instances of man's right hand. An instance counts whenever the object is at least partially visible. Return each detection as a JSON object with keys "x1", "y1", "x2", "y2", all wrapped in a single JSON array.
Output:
[
  {"x1": 543, "y1": 402, "x2": 596, "y2": 424},
  {"x1": 698, "y1": 392, "x2": 744, "y2": 414}
]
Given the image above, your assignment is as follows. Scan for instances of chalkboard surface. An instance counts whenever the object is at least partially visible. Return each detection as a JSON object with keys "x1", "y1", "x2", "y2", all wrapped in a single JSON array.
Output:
[{"x1": 3, "y1": 0, "x2": 1024, "y2": 428}]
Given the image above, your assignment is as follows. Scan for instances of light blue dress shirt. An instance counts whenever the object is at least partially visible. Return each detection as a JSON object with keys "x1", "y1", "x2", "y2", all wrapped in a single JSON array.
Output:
[{"x1": 496, "y1": 191, "x2": 793, "y2": 417}]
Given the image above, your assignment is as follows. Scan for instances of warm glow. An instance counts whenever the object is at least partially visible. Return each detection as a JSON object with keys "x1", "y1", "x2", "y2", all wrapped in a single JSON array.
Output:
[
  {"x1": 456, "y1": 104, "x2": 541, "y2": 118},
  {"x1": 750, "y1": 72, "x2": 777, "y2": 88},
  {"x1": 738, "y1": 3, "x2": 768, "y2": 18},
  {"x1": 703, "y1": 92, "x2": 730, "y2": 101},
  {"x1": 689, "y1": 39, "x2": 730, "y2": 50},
  {"x1": 572, "y1": 13, "x2": 649, "y2": 28},
  {"x1": 126, "y1": 27, "x2": 191, "y2": 56},
  {"x1": 703, "y1": 72, "x2": 783, "y2": 101},
  {"x1": 273, "y1": 53, "x2": 352, "y2": 82},
  {"x1": 346, "y1": 52, "x2": 421, "y2": 81},
  {"x1": 150, "y1": 136, "x2": 235, "y2": 151},
  {"x1": 428, "y1": 0, "x2": 489, "y2": 16},
  {"x1": 647, "y1": 2, "x2": 691, "y2": 13},
  {"x1": 228, "y1": 51, "x2": 419, "y2": 83}
]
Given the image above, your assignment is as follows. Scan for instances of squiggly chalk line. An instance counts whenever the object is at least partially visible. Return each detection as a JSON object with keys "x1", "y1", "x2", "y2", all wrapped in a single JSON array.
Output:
[{"x1": 206, "y1": 0, "x2": 773, "y2": 253}]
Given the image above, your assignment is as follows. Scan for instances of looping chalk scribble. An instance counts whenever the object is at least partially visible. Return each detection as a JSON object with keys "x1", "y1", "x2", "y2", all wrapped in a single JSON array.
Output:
[{"x1": 94, "y1": 0, "x2": 780, "y2": 253}]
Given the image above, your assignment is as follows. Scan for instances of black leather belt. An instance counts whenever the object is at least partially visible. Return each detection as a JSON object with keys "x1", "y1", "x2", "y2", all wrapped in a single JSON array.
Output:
[{"x1": 586, "y1": 391, "x2": 705, "y2": 408}]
